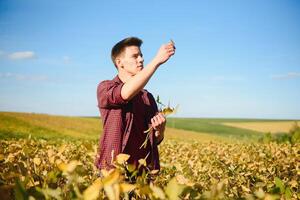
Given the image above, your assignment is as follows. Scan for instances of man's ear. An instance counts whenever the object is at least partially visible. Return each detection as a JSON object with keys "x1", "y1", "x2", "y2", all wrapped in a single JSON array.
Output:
[{"x1": 115, "y1": 58, "x2": 123, "y2": 69}]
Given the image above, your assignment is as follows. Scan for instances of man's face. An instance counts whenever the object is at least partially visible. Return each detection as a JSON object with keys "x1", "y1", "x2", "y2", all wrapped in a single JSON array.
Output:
[{"x1": 118, "y1": 46, "x2": 144, "y2": 76}]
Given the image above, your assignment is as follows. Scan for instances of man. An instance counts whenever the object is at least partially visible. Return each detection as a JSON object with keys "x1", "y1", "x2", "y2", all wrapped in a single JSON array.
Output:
[{"x1": 95, "y1": 37, "x2": 175, "y2": 171}]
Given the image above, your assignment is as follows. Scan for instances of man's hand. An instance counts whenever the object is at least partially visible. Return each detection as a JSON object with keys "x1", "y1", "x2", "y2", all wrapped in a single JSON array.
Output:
[
  {"x1": 151, "y1": 113, "x2": 166, "y2": 143},
  {"x1": 153, "y1": 41, "x2": 176, "y2": 65}
]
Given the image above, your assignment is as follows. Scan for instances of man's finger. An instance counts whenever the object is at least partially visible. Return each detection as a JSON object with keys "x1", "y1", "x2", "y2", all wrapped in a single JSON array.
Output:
[
  {"x1": 168, "y1": 51, "x2": 175, "y2": 56},
  {"x1": 152, "y1": 117, "x2": 160, "y2": 127},
  {"x1": 158, "y1": 113, "x2": 165, "y2": 120},
  {"x1": 154, "y1": 115, "x2": 162, "y2": 124},
  {"x1": 151, "y1": 118, "x2": 156, "y2": 126},
  {"x1": 167, "y1": 43, "x2": 175, "y2": 49},
  {"x1": 156, "y1": 115, "x2": 166, "y2": 125}
]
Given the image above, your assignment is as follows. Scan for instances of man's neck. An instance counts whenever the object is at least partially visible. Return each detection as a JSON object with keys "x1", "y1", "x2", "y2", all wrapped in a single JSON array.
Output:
[{"x1": 118, "y1": 72, "x2": 133, "y2": 83}]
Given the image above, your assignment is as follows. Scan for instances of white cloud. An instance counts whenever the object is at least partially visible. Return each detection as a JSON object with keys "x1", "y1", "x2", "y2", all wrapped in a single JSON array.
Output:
[
  {"x1": 8, "y1": 51, "x2": 36, "y2": 60},
  {"x1": 271, "y1": 72, "x2": 300, "y2": 80},
  {"x1": 0, "y1": 72, "x2": 48, "y2": 81}
]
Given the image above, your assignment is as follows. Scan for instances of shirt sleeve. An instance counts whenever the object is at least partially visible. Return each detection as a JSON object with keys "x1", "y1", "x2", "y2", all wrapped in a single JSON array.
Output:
[
  {"x1": 97, "y1": 80, "x2": 128, "y2": 108},
  {"x1": 146, "y1": 92, "x2": 158, "y2": 117}
]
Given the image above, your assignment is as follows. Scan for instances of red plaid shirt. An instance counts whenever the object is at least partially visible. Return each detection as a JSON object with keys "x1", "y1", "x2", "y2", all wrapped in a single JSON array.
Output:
[{"x1": 95, "y1": 75, "x2": 162, "y2": 170}]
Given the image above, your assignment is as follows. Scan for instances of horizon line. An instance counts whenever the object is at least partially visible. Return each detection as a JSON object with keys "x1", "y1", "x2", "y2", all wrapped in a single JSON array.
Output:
[{"x1": 1, "y1": 110, "x2": 299, "y2": 121}]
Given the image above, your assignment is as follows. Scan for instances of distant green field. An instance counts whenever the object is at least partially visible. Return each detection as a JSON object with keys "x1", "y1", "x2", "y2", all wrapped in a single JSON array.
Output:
[
  {"x1": 1, "y1": 112, "x2": 290, "y2": 141},
  {"x1": 166, "y1": 118, "x2": 272, "y2": 140}
]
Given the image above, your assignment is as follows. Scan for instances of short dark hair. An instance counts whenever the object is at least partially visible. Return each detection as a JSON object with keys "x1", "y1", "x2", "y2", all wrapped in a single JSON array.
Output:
[{"x1": 111, "y1": 37, "x2": 143, "y2": 67}]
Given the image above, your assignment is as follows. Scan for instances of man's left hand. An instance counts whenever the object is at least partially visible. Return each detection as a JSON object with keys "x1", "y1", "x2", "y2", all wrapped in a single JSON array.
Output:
[{"x1": 151, "y1": 113, "x2": 166, "y2": 140}]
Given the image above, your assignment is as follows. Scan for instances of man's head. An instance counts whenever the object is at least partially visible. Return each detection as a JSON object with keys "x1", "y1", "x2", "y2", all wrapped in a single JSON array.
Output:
[{"x1": 111, "y1": 37, "x2": 144, "y2": 76}]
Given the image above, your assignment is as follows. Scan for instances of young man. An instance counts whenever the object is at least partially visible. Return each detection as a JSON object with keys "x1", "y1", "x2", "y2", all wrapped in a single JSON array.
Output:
[{"x1": 95, "y1": 37, "x2": 175, "y2": 171}]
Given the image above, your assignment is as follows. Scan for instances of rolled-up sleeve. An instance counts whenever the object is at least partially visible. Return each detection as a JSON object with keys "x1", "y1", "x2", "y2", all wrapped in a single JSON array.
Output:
[{"x1": 97, "y1": 81, "x2": 128, "y2": 108}]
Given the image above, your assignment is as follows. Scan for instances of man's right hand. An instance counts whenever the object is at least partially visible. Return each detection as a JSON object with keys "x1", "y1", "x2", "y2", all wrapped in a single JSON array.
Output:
[
  {"x1": 120, "y1": 41, "x2": 176, "y2": 101},
  {"x1": 153, "y1": 41, "x2": 176, "y2": 65}
]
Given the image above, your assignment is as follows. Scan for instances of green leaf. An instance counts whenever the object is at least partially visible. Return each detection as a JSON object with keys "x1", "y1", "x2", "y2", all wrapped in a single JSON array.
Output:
[
  {"x1": 126, "y1": 163, "x2": 136, "y2": 173},
  {"x1": 14, "y1": 179, "x2": 28, "y2": 200},
  {"x1": 274, "y1": 177, "x2": 285, "y2": 194},
  {"x1": 284, "y1": 186, "x2": 292, "y2": 199}
]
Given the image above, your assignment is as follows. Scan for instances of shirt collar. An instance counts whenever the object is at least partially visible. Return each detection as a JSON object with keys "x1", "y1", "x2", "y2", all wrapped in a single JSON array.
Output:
[{"x1": 113, "y1": 75, "x2": 123, "y2": 84}]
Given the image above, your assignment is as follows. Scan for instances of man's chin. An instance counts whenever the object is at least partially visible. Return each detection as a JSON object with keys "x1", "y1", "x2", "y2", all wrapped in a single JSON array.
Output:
[{"x1": 131, "y1": 67, "x2": 143, "y2": 76}]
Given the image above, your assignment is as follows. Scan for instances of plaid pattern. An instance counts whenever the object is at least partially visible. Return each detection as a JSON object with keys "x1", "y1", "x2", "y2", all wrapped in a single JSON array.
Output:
[{"x1": 95, "y1": 76, "x2": 161, "y2": 170}]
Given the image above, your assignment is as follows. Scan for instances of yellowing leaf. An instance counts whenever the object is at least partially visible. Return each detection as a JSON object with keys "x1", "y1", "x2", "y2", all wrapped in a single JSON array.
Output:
[
  {"x1": 255, "y1": 188, "x2": 265, "y2": 199},
  {"x1": 289, "y1": 180, "x2": 298, "y2": 188},
  {"x1": 58, "y1": 160, "x2": 81, "y2": 173},
  {"x1": 7, "y1": 153, "x2": 15, "y2": 162},
  {"x1": 47, "y1": 149, "x2": 55, "y2": 158},
  {"x1": 137, "y1": 185, "x2": 152, "y2": 196},
  {"x1": 57, "y1": 163, "x2": 67, "y2": 172},
  {"x1": 150, "y1": 169, "x2": 159, "y2": 175},
  {"x1": 38, "y1": 187, "x2": 62, "y2": 200},
  {"x1": 58, "y1": 144, "x2": 67, "y2": 154},
  {"x1": 49, "y1": 156, "x2": 55, "y2": 164},
  {"x1": 104, "y1": 183, "x2": 120, "y2": 200},
  {"x1": 138, "y1": 158, "x2": 147, "y2": 167},
  {"x1": 120, "y1": 183, "x2": 136, "y2": 193},
  {"x1": 162, "y1": 107, "x2": 174, "y2": 116},
  {"x1": 165, "y1": 177, "x2": 185, "y2": 200},
  {"x1": 150, "y1": 183, "x2": 166, "y2": 199},
  {"x1": 33, "y1": 157, "x2": 41, "y2": 166},
  {"x1": 176, "y1": 175, "x2": 194, "y2": 186},
  {"x1": 67, "y1": 160, "x2": 81, "y2": 172},
  {"x1": 83, "y1": 178, "x2": 103, "y2": 200},
  {"x1": 0, "y1": 154, "x2": 4, "y2": 161},
  {"x1": 100, "y1": 169, "x2": 110, "y2": 177},
  {"x1": 161, "y1": 105, "x2": 179, "y2": 116},
  {"x1": 241, "y1": 185, "x2": 251, "y2": 193},
  {"x1": 102, "y1": 170, "x2": 120, "y2": 186},
  {"x1": 55, "y1": 159, "x2": 63, "y2": 165},
  {"x1": 116, "y1": 154, "x2": 130, "y2": 164}
]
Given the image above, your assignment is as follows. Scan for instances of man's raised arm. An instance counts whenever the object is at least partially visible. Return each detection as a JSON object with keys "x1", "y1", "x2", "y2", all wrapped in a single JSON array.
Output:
[{"x1": 121, "y1": 42, "x2": 175, "y2": 101}]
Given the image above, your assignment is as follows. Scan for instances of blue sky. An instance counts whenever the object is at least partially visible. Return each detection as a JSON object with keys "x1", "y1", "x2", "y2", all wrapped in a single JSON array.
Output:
[{"x1": 0, "y1": 0, "x2": 300, "y2": 119}]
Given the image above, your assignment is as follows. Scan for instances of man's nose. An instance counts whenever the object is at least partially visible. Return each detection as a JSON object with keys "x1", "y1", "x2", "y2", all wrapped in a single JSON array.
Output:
[{"x1": 138, "y1": 55, "x2": 144, "y2": 63}]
